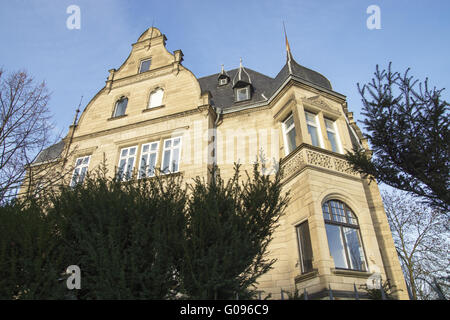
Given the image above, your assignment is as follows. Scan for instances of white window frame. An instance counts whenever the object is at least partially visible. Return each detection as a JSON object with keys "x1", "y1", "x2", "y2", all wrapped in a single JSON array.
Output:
[
  {"x1": 138, "y1": 141, "x2": 159, "y2": 178},
  {"x1": 324, "y1": 118, "x2": 342, "y2": 153},
  {"x1": 70, "y1": 155, "x2": 91, "y2": 187},
  {"x1": 117, "y1": 146, "x2": 138, "y2": 181},
  {"x1": 219, "y1": 78, "x2": 228, "y2": 85},
  {"x1": 139, "y1": 58, "x2": 151, "y2": 73},
  {"x1": 161, "y1": 137, "x2": 182, "y2": 174},
  {"x1": 148, "y1": 88, "x2": 164, "y2": 109},
  {"x1": 282, "y1": 113, "x2": 297, "y2": 156},
  {"x1": 235, "y1": 86, "x2": 250, "y2": 101},
  {"x1": 305, "y1": 111, "x2": 324, "y2": 148}
]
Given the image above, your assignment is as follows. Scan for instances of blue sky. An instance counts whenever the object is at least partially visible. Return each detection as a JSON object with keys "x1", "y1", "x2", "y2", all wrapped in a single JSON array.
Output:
[{"x1": 1, "y1": 0, "x2": 449, "y2": 137}]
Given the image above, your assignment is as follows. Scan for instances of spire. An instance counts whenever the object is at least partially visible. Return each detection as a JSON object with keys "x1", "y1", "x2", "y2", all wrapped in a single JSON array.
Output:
[
  {"x1": 232, "y1": 57, "x2": 251, "y2": 87},
  {"x1": 283, "y1": 21, "x2": 293, "y2": 74}
]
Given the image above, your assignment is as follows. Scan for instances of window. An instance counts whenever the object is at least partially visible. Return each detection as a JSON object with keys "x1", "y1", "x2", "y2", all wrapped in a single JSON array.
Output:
[
  {"x1": 139, "y1": 59, "x2": 151, "y2": 73},
  {"x1": 148, "y1": 88, "x2": 164, "y2": 109},
  {"x1": 70, "y1": 156, "x2": 90, "y2": 187},
  {"x1": 322, "y1": 200, "x2": 367, "y2": 271},
  {"x1": 117, "y1": 146, "x2": 137, "y2": 181},
  {"x1": 219, "y1": 78, "x2": 228, "y2": 85},
  {"x1": 296, "y1": 221, "x2": 314, "y2": 274},
  {"x1": 161, "y1": 137, "x2": 181, "y2": 174},
  {"x1": 138, "y1": 141, "x2": 159, "y2": 178},
  {"x1": 282, "y1": 113, "x2": 297, "y2": 155},
  {"x1": 113, "y1": 97, "x2": 128, "y2": 117},
  {"x1": 235, "y1": 87, "x2": 250, "y2": 101},
  {"x1": 305, "y1": 111, "x2": 322, "y2": 147},
  {"x1": 325, "y1": 118, "x2": 340, "y2": 153}
]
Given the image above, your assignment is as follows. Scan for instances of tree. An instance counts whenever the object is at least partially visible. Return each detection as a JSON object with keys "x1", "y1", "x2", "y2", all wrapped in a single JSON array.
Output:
[
  {"x1": 0, "y1": 69, "x2": 56, "y2": 202},
  {"x1": 382, "y1": 189, "x2": 449, "y2": 300},
  {"x1": 345, "y1": 63, "x2": 449, "y2": 213},
  {"x1": 180, "y1": 162, "x2": 289, "y2": 299}
]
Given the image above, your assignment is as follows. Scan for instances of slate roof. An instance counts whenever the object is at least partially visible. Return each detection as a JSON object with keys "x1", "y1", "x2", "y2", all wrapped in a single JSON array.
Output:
[
  {"x1": 198, "y1": 57, "x2": 333, "y2": 111},
  {"x1": 34, "y1": 140, "x2": 65, "y2": 164}
]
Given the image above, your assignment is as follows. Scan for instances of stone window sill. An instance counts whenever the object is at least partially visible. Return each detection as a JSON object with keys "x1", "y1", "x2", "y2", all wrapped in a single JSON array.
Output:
[
  {"x1": 294, "y1": 269, "x2": 319, "y2": 284},
  {"x1": 107, "y1": 114, "x2": 128, "y2": 121},
  {"x1": 142, "y1": 105, "x2": 165, "y2": 113},
  {"x1": 332, "y1": 268, "x2": 373, "y2": 278}
]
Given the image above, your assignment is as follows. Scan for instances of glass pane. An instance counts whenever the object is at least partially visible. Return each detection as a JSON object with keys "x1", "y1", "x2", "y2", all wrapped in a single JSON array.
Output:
[
  {"x1": 79, "y1": 166, "x2": 87, "y2": 183},
  {"x1": 129, "y1": 147, "x2": 136, "y2": 156},
  {"x1": 148, "y1": 153, "x2": 157, "y2": 176},
  {"x1": 237, "y1": 88, "x2": 248, "y2": 101},
  {"x1": 121, "y1": 149, "x2": 128, "y2": 157},
  {"x1": 325, "y1": 119, "x2": 334, "y2": 131},
  {"x1": 305, "y1": 112, "x2": 316, "y2": 124},
  {"x1": 142, "y1": 144, "x2": 149, "y2": 153},
  {"x1": 139, "y1": 154, "x2": 148, "y2": 178},
  {"x1": 165, "y1": 140, "x2": 171, "y2": 148},
  {"x1": 325, "y1": 224, "x2": 348, "y2": 269},
  {"x1": 330, "y1": 201, "x2": 346, "y2": 223},
  {"x1": 82, "y1": 156, "x2": 90, "y2": 165},
  {"x1": 343, "y1": 227, "x2": 367, "y2": 271},
  {"x1": 307, "y1": 125, "x2": 320, "y2": 147},
  {"x1": 327, "y1": 131, "x2": 338, "y2": 152},
  {"x1": 149, "y1": 89, "x2": 164, "y2": 108},
  {"x1": 286, "y1": 127, "x2": 297, "y2": 154},
  {"x1": 76, "y1": 158, "x2": 83, "y2": 166},
  {"x1": 71, "y1": 168, "x2": 80, "y2": 186},
  {"x1": 173, "y1": 137, "x2": 180, "y2": 146},
  {"x1": 322, "y1": 203, "x2": 331, "y2": 220},
  {"x1": 171, "y1": 148, "x2": 180, "y2": 172},
  {"x1": 150, "y1": 142, "x2": 158, "y2": 151},
  {"x1": 162, "y1": 150, "x2": 171, "y2": 173},
  {"x1": 140, "y1": 59, "x2": 151, "y2": 73},
  {"x1": 297, "y1": 222, "x2": 313, "y2": 274},
  {"x1": 346, "y1": 209, "x2": 357, "y2": 225},
  {"x1": 115, "y1": 98, "x2": 127, "y2": 117},
  {"x1": 125, "y1": 157, "x2": 134, "y2": 179},
  {"x1": 283, "y1": 114, "x2": 294, "y2": 128}
]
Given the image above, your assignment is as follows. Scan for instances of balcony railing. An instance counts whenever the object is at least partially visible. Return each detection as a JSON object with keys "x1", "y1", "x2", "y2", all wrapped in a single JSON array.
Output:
[{"x1": 280, "y1": 143, "x2": 360, "y2": 183}]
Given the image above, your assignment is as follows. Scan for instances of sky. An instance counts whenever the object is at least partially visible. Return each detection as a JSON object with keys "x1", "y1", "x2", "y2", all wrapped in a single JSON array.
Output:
[{"x1": 1, "y1": 0, "x2": 449, "y2": 139}]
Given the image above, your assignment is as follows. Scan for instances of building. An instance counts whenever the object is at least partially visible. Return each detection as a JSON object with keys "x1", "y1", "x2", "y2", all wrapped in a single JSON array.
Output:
[{"x1": 24, "y1": 27, "x2": 409, "y2": 299}]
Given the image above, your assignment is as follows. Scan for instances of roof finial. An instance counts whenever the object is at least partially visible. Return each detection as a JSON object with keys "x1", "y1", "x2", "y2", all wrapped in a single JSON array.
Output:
[
  {"x1": 72, "y1": 96, "x2": 83, "y2": 126},
  {"x1": 147, "y1": 19, "x2": 155, "y2": 50},
  {"x1": 283, "y1": 21, "x2": 293, "y2": 74}
]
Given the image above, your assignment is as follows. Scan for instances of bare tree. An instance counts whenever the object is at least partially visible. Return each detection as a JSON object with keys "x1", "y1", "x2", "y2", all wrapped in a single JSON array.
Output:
[
  {"x1": 0, "y1": 69, "x2": 57, "y2": 202},
  {"x1": 382, "y1": 189, "x2": 449, "y2": 300}
]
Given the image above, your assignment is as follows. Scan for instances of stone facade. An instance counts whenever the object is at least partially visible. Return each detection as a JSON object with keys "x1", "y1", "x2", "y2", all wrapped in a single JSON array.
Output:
[{"x1": 24, "y1": 27, "x2": 409, "y2": 299}]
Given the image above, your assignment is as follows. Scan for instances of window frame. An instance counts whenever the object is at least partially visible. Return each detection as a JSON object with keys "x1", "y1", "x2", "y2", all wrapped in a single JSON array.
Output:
[
  {"x1": 296, "y1": 220, "x2": 314, "y2": 274},
  {"x1": 305, "y1": 111, "x2": 323, "y2": 148},
  {"x1": 113, "y1": 97, "x2": 128, "y2": 118},
  {"x1": 148, "y1": 88, "x2": 164, "y2": 109},
  {"x1": 324, "y1": 118, "x2": 341, "y2": 153},
  {"x1": 138, "y1": 141, "x2": 160, "y2": 178},
  {"x1": 282, "y1": 113, "x2": 297, "y2": 155},
  {"x1": 117, "y1": 145, "x2": 138, "y2": 181},
  {"x1": 219, "y1": 78, "x2": 228, "y2": 86},
  {"x1": 70, "y1": 155, "x2": 91, "y2": 187},
  {"x1": 139, "y1": 58, "x2": 152, "y2": 73},
  {"x1": 322, "y1": 200, "x2": 368, "y2": 272},
  {"x1": 235, "y1": 86, "x2": 250, "y2": 102},
  {"x1": 161, "y1": 136, "x2": 182, "y2": 174}
]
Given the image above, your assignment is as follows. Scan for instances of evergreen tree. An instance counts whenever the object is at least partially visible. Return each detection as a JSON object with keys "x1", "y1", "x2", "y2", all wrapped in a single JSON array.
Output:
[
  {"x1": 345, "y1": 63, "x2": 449, "y2": 213},
  {"x1": 180, "y1": 162, "x2": 289, "y2": 299}
]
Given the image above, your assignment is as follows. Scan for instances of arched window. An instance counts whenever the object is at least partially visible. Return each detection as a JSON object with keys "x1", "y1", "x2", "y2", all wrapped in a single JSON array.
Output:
[
  {"x1": 322, "y1": 200, "x2": 367, "y2": 271},
  {"x1": 148, "y1": 88, "x2": 164, "y2": 109},
  {"x1": 114, "y1": 97, "x2": 128, "y2": 117}
]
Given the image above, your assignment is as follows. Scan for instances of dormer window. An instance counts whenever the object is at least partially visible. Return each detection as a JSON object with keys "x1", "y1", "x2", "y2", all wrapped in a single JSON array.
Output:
[
  {"x1": 235, "y1": 86, "x2": 250, "y2": 102},
  {"x1": 219, "y1": 78, "x2": 228, "y2": 86},
  {"x1": 139, "y1": 59, "x2": 151, "y2": 73}
]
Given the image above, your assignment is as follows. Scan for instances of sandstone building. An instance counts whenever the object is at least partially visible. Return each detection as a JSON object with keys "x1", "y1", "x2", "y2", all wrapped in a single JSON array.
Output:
[{"x1": 25, "y1": 27, "x2": 409, "y2": 299}]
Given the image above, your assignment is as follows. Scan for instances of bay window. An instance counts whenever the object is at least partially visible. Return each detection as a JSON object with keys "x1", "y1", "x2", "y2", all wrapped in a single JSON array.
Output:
[
  {"x1": 282, "y1": 113, "x2": 297, "y2": 155},
  {"x1": 322, "y1": 200, "x2": 367, "y2": 271}
]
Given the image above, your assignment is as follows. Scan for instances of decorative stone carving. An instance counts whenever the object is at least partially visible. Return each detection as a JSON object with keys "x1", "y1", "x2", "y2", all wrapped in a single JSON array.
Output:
[
  {"x1": 282, "y1": 150, "x2": 305, "y2": 178},
  {"x1": 306, "y1": 150, "x2": 333, "y2": 169}
]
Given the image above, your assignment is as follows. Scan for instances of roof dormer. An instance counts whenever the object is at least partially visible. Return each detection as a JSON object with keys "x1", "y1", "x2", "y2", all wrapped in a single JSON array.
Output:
[
  {"x1": 232, "y1": 58, "x2": 252, "y2": 102},
  {"x1": 218, "y1": 65, "x2": 230, "y2": 86}
]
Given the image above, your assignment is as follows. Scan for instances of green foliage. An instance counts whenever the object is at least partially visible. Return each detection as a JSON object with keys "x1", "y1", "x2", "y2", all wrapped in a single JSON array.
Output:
[
  {"x1": 0, "y1": 200, "x2": 64, "y2": 299},
  {"x1": 48, "y1": 168, "x2": 187, "y2": 299},
  {"x1": 345, "y1": 63, "x2": 449, "y2": 213},
  {"x1": 180, "y1": 162, "x2": 289, "y2": 299},
  {"x1": 0, "y1": 160, "x2": 288, "y2": 299}
]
